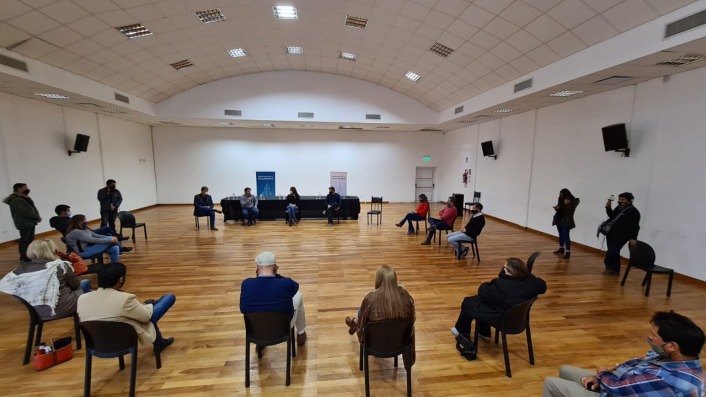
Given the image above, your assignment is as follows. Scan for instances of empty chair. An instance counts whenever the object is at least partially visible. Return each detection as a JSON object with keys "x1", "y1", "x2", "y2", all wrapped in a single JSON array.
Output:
[
  {"x1": 359, "y1": 319, "x2": 414, "y2": 397},
  {"x1": 80, "y1": 321, "x2": 163, "y2": 397},
  {"x1": 621, "y1": 241, "x2": 674, "y2": 297},
  {"x1": 13, "y1": 295, "x2": 82, "y2": 365},
  {"x1": 243, "y1": 312, "x2": 296, "y2": 387},
  {"x1": 117, "y1": 211, "x2": 147, "y2": 243},
  {"x1": 474, "y1": 298, "x2": 537, "y2": 378},
  {"x1": 526, "y1": 251, "x2": 541, "y2": 273},
  {"x1": 472, "y1": 191, "x2": 481, "y2": 203},
  {"x1": 367, "y1": 197, "x2": 383, "y2": 225}
]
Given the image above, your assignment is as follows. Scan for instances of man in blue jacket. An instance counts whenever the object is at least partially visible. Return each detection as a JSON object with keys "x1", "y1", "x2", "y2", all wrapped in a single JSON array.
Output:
[{"x1": 324, "y1": 186, "x2": 342, "y2": 225}]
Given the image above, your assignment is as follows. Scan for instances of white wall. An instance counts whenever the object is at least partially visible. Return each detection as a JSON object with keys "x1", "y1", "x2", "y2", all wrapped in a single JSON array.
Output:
[
  {"x1": 152, "y1": 127, "x2": 443, "y2": 203},
  {"x1": 439, "y1": 67, "x2": 706, "y2": 281},
  {"x1": 0, "y1": 93, "x2": 156, "y2": 244}
]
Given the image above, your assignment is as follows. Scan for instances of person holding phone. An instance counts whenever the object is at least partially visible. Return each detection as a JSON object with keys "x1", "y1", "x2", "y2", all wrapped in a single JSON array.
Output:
[
  {"x1": 552, "y1": 188, "x2": 580, "y2": 260},
  {"x1": 602, "y1": 192, "x2": 640, "y2": 275}
]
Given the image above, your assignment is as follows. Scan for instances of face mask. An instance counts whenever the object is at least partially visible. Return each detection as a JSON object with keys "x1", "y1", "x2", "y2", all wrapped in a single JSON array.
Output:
[
  {"x1": 22, "y1": 189, "x2": 30, "y2": 195},
  {"x1": 109, "y1": 185, "x2": 116, "y2": 190},
  {"x1": 81, "y1": 222, "x2": 88, "y2": 228},
  {"x1": 66, "y1": 211, "x2": 72, "y2": 217},
  {"x1": 647, "y1": 337, "x2": 669, "y2": 358},
  {"x1": 471, "y1": 209, "x2": 479, "y2": 214}
]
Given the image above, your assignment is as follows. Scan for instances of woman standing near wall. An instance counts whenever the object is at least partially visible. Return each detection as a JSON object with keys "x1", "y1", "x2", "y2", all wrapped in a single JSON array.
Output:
[{"x1": 552, "y1": 188, "x2": 579, "y2": 259}]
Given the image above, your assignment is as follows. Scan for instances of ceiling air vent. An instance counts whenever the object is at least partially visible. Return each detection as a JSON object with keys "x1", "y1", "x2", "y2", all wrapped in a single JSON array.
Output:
[
  {"x1": 419, "y1": 128, "x2": 442, "y2": 132},
  {"x1": 0, "y1": 54, "x2": 28, "y2": 72},
  {"x1": 298, "y1": 112, "x2": 314, "y2": 118},
  {"x1": 77, "y1": 103, "x2": 103, "y2": 108},
  {"x1": 594, "y1": 76, "x2": 632, "y2": 85},
  {"x1": 514, "y1": 78, "x2": 533, "y2": 93},
  {"x1": 338, "y1": 125, "x2": 362, "y2": 130},
  {"x1": 454, "y1": 106, "x2": 464, "y2": 114},
  {"x1": 114, "y1": 93, "x2": 129, "y2": 104},
  {"x1": 365, "y1": 114, "x2": 381, "y2": 120},
  {"x1": 224, "y1": 109, "x2": 242, "y2": 116},
  {"x1": 655, "y1": 53, "x2": 706, "y2": 67},
  {"x1": 665, "y1": 9, "x2": 706, "y2": 39},
  {"x1": 159, "y1": 121, "x2": 179, "y2": 125}
]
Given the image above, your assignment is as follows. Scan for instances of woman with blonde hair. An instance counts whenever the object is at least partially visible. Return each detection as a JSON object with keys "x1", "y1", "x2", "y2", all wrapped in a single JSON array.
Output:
[
  {"x1": 345, "y1": 265, "x2": 415, "y2": 365},
  {"x1": 0, "y1": 239, "x2": 90, "y2": 318}
]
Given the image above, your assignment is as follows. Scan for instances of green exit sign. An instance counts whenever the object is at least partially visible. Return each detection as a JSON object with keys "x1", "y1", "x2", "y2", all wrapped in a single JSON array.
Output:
[{"x1": 423, "y1": 155, "x2": 431, "y2": 161}]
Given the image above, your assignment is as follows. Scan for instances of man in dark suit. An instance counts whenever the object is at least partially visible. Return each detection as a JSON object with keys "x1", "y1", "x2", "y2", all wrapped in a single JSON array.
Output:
[
  {"x1": 603, "y1": 192, "x2": 640, "y2": 275},
  {"x1": 97, "y1": 179, "x2": 122, "y2": 232}
]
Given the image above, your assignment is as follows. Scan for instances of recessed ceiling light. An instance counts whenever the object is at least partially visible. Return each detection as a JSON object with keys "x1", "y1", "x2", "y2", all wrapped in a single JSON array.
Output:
[
  {"x1": 228, "y1": 48, "x2": 247, "y2": 58},
  {"x1": 655, "y1": 53, "x2": 706, "y2": 66},
  {"x1": 286, "y1": 46, "x2": 303, "y2": 55},
  {"x1": 273, "y1": 6, "x2": 297, "y2": 19},
  {"x1": 405, "y1": 71, "x2": 421, "y2": 82},
  {"x1": 196, "y1": 8, "x2": 226, "y2": 24},
  {"x1": 261, "y1": 123, "x2": 275, "y2": 127},
  {"x1": 103, "y1": 109, "x2": 128, "y2": 114},
  {"x1": 220, "y1": 122, "x2": 234, "y2": 125},
  {"x1": 345, "y1": 15, "x2": 368, "y2": 29},
  {"x1": 34, "y1": 93, "x2": 69, "y2": 99},
  {"x1": 494, "y1": 108, "x2": 514, "y2": 114},
  {"x1": 170, "y1": 60, "x2": 193, "y2": 70},
  {"x1": 115, "y1": 23, "x2": 153, "y2": 39},
  {"x1": 429, "y1": 42, "x2": 454, "y2": 58},
  {"x1": 549, "y1": 90, "x2": 584, "y2": 97},
  {"x1": 339, "y1": 52, "x2": 357, "y2": 61},
  {"x1": 594, "y1": 76, "x2": 632, "y2": 85}
]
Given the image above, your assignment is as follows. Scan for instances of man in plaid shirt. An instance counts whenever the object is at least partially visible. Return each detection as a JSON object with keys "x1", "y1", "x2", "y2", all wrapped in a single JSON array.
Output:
[{"x1": 542, "y1": 311, "x2": 705, "y2": 396}]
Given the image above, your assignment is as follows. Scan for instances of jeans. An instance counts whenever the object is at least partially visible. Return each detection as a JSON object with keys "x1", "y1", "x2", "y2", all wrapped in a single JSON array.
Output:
[
  {"x1": 447, "y1": 231, "x2": 474, "y2": 252},
  {"x1": 79, "y1": 279, "x2": 92, "y2": 293},
  {"x1": 100, "y1": 211, "x2": 117, "y2": 232},
  {"x1": 150, "y1": 293, "x2": 176, "y2": 324},
  {"x1": 291, "y1": 291, "x2": 307, "y2": 333},
  {"x1": 557, "y1": 226, "x2": 571, "y2": 251},
  {"x1": 287, "y1": 204, "x2": 298, "y2": 223},
  {"x1": 18, "y1": 226, "x2": 35, "y2": 261},
  {"x1": 81, "y1": 243, "x2": 120, "y2": 263},
  {"x1": 604, "y1": 237, "x2": 627, "y2": 273},
  {"x1": 196, "y1": 207, "x2": 216, "y2": 227},
  {"x1": 242, "y1": 207, "x2": 259, "y2": 222},
  {"x1": 399, "y1": 212, "x2": 424, "y2": 232},
  {"x1": 92, "y1": 226, "x2": 116, "y2": 236}
]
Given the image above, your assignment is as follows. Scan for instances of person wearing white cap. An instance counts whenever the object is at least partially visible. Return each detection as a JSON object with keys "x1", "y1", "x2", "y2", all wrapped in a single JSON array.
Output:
[{"x1": 239, "y1": 252, "x2": 308, "y2": 354}]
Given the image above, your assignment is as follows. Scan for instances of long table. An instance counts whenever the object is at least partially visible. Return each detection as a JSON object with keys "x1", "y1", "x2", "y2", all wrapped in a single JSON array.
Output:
[{"x1": 220, "y1": 196, "x2": 360, "y2": 221}]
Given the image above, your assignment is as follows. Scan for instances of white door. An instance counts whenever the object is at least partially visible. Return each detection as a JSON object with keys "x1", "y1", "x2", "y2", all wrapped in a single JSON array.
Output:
[{"x1": 415, "y1": 167, "x2": 435, "y2": 202}]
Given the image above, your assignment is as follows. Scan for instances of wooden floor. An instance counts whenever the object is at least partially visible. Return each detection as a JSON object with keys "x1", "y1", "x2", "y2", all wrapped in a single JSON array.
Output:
[{"x1": 1, "y1": 204, "x2": 705, "y2": 397}]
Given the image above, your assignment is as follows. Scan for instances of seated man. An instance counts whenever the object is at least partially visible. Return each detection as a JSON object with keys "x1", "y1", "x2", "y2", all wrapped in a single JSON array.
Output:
[
  {"x1": 324, "y1": 186, "x2": 342, "y2": 225},
  {"x1": 542, "y1": 311, "x2": 705, "y2": 397},
  {"x1": 421, "y1": 196, "x2": 458, "y2": 245},
  {"x1": 194, "y1": 186, "x2": 221, "y2": 231},
  {"x1": 239, "y1": 187, "x2": 259, "y2": 226},
  {"x1": 50, "y1": 204, "x2": 128, "y2": 240},
  {"x1": 78, "y1": 262, "x2": 175, "y2": 352},
  {"x1": 240, "y1": 252, "x2": 307, "y2": 356},
  {"x1": 447, "y1": 203, "x2": 485, "y2": 259}
]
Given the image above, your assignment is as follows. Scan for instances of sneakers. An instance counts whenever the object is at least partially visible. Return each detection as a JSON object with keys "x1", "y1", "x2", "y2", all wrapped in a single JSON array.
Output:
[
  {"x1": 553, "y1": 247, "x2": 565, "y2": 255},
  {"x1": 297, "y1": 332, "x2": 307, "y2": 346},
  {"x1": 158, "y1": 337, "x2": 174, "y2": 352}
]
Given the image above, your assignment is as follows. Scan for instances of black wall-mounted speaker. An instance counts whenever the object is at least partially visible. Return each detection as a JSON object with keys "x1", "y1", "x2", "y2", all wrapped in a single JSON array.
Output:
[
  {"x1": 601, "y1": 124, "x2": 628, "y2": 151},
  {"x1": 481, "y1": 140, "x2": 495, "y2": 157},
  {"x1": 73, "y1": 134, "x2": 90, "y2": 152}
]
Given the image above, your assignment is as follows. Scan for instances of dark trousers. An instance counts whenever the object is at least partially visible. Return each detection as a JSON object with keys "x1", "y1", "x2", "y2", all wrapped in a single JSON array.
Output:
[
  {"x1": 604, "y1": 237, "x2": 627, "y2": 273},
  {"x1": 196, "y1": 207, "x2": 216, "y2": 226},
  {"x1": 455, "y1": 297, "x2": 491, "y2": 337},
  {"x1": 100, "y1": 210, "x2": 118, "y2": 232},
  {"x1": 399, "y1": 213, "x2": 424, "y2": 232},
  {"x1": 18, "y1": 226, "x2": 35, "y2": 261},
  {"x1": 557, "y1": 226, "x2": 571, "y2": 251},
  {"x1": 326, "y1": 206, "x2": 340, "y2": 224},
  {"x1": 425, "y1": 218, "x2": 451, "y2": 241}
]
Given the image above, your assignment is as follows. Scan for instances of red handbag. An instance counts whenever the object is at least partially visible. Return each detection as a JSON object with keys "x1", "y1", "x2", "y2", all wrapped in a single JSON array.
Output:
[{"x1": 67, "y1": 252, "x2": 88, "y2": 275}]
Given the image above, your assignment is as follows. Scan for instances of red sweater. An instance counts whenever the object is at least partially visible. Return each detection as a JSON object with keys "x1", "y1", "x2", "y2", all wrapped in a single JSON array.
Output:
[
  {"x1": 415, "y1": 202, "x2": 429, "y2": 217},
  {"x1": 439, "y1": 206, "x2": 457, "y2": 227}
]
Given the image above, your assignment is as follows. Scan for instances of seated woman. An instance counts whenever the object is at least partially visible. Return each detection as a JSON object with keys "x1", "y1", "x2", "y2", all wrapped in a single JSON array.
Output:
[
  {"x1": 345, "y1": 265, "x2": 415, "y2": 367},
  {"x1": 286, "y1": 186, "x2": 300, "y2": 226},
  {"x1": 65, "y1": 214, "x2": 121, "y2": 263},
  {"x1": 395, "y1": 194, "x2": 429, "y2": 234},
  {"x1": 0, "y1": 239, "x2": 91, "y2": 318},
  {"x1": 452, "y1": 257, "x2": 546, "y2": 356}
]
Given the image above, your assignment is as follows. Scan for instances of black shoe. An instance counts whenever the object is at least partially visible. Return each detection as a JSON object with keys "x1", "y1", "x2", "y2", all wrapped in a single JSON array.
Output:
[
  {"x1": 121, "y1": 246, "x2": 133, "y2": 253},
  {"x1": 553, "y1": 248, "x2": 564, "y2": 255},
  {"x1": 20, "y1": 258, "x2": 32, "y2": 263},
  {"x1": 461, "y1": 247, "x2": 469, "y2": 259},
  {"x1": 256, "y1": 344, "x2": 266, "y2": 358},
  {"x1": 247, "y1": 221, "x2": 253, "y2": 226},
  {"x1": 602, "y1": 269, "x2": 620, "y2": 276},
  {"x1": 158, "y1": 337, "x2": 174, "y2": 352},
  {"x1": 143, "y1": 299, "x2": 156, "y2": 305},
  {"x1": 563, "y1": 252, "x2": 570, "y2": 259},
  {"x1": 118, "y1": 236, "x2": 130, "y2": 242}
]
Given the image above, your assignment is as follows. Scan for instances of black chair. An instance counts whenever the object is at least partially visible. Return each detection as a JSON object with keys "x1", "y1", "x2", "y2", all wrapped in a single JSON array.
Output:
[
  {"x1": 433, "y1": 216, "x2": 457, "y2": 246},
  {"x1": 366, "y1": 197, "x2": 383, "y2": 225},
  {"x1": 527, "y1": 251, "x2": 541, "y2": 273},
  {"x1": 193, "y1": 208, "x2": 211, "y2": 229},
  {"x1": 474, "y1": 298, "x2": 537, "y2": 378},
  {"x1": 459, "y1": 239, "x2": 480, "y2": 261},
  {"x1": 414, "y1": 210, "x2": 429, "y2": 235},
  {"x1": 117, "y1": 211, "x2": 147, "y2": 243},
  {"x1": 80, "y1": 321, "x2": 163, "y2": 397},
  {"x1": 358, "y1": 319, "x2": 413, "y2": 397},
  {"x1": 13, "y1": 295, "x2": 82, "y2": 365},
  {"x1": 284, "y1": 209, "x2": 301, "y2": 225},
  {"x1": 243, "y1": 312, "x2": 296, "y2": 387},
  {"x1": 472, "y1": 191, "x2": 481, "y2": 203},
  {"x1": 621, "y1": 241, "x2": 674, "y2": 297}
]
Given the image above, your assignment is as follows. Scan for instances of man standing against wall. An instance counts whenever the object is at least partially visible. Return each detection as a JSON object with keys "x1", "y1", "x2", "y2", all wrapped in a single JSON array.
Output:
[
  {"x1": 3, "y1": 183, "x2": 41, "y2": 262},
  {"x1": 603, "y1": 192, "x2": 640, "y2": 275},
  {"x1": 97, "y1": 179, "x2": 123, "y2": 232}
]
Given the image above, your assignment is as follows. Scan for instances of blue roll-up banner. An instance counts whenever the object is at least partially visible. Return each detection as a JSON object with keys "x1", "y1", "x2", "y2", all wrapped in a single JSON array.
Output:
[{"x1": 256, "y1": 172, "x2": 275, "y2": 198}]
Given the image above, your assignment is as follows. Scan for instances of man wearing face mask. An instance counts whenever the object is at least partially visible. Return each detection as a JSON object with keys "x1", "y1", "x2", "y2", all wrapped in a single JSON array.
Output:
[
  {"x1": 50, "y1": 204, "x2": 129, "y2": 241},
  {"x1": 97, "y1": 179, "x2": 123, "y2": 232},
  {"x1": 3, "y1": 183, "x2": 42, "y2": 262},
  {"x1": 602, "y1": 192, "x2": 641, "y2": 275},
  {"x1": 542, "y1": 311, "x2": 705, "y2": 397},
  {"x1": 447, "y1": 203, "x2": 485, "y2": 260}
]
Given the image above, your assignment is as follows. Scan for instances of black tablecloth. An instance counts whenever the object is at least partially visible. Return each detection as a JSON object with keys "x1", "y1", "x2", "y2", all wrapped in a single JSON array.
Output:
[{"x1": 220, "y1": 196, "x2": 360, "y2": 221}]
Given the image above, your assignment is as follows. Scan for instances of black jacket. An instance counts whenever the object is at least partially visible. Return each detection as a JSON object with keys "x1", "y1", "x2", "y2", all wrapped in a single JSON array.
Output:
[
  {"x1": 97, "y1": 187, "x2": 123, "y2": 213},
  {"x1": 462, "y1": 214, "x2": 485, "y2": 238},
  {"x1": 605, "y1": 204, "x2": 640, "y2": 242},
  {"x1": 461, "y1": 272, "x2": 547, "y2": 325}
]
